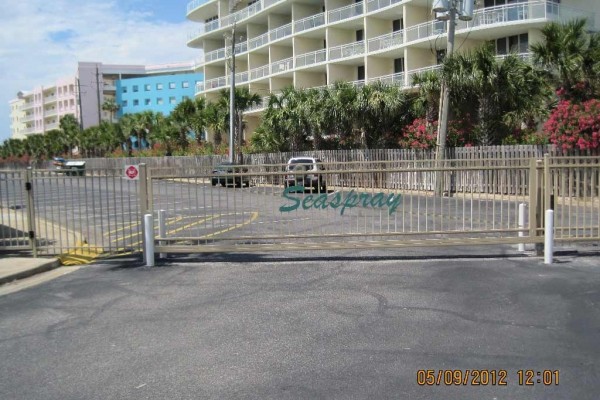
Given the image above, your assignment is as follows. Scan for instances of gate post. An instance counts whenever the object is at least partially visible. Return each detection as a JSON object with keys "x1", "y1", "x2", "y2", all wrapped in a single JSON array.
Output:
[
  {"x1": 25, "y1": 168, "x2": 37, "y2": 258},
  {"x1": 529, "y1": 158, "x2": 544, "y2": 256},
  {"x1": 138, "y1": 164, "x2": 148, "y2": 263}
]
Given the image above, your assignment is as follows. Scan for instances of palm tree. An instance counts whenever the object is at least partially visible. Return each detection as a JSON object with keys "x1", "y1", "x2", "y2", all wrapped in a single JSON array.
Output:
[
  {"x1": 101, "y1": 99, "x2": 120, "y2": 123},
  {"x1": 59, "y1": 114, "x2": 80, "y2": 156},
  {"x1": 443, "y1": 45, "x2": 548, "y2": 145},
  {"x1": 531, "y1": 18, "x2": 600, "y2": 101}
]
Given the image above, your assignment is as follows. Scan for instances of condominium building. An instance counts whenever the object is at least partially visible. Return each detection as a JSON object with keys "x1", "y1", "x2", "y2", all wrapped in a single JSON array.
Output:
[
  {"x1": 186, "y1": 0, "x2": 600, "y2": 141},
  {"x1": 10, "y1": 61, "x2": 203, "y2": 139}
]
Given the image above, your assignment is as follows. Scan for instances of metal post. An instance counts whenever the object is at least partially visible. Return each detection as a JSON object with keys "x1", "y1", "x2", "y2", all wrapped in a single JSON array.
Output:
[
  {"x1": 144, "y1": 214, "x2": 155, "y2": 267},
  {"x1": 158, "y1": 209, "x2": 166, "y2": 259},
  {"x1": 435, "y1": 1, "x2": 456, "y2": 196},
  {"x1": 518, "y1": 203, "x2": 527, "y2": 252},
  {"x1": 544, "y1": 209, "x2": 554, "y2": 264},
  {"x1": 25, "y1": 169, "x2": 37, "y2": 258},
  {"x1": 138, "y1": 164, "x2": 148, "y2": 263},
  {"x1": 229, "y1": 26, "x2": 236, "y2": 163}
]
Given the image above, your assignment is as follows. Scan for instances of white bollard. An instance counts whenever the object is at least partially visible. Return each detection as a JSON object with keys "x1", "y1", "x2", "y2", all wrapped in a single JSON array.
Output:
[
  {"x1": 518, "y1": 203, "x2": 527, "y2": 252},
  {"x1": 158, "y1": 209, "x2": 166, "y2": 259},
  {"x1": 144, "y1": 213, "x2": 155, "y2": 267},
  {"x1": 544, "y1": 209, "x2": 554, "y2": 265}
]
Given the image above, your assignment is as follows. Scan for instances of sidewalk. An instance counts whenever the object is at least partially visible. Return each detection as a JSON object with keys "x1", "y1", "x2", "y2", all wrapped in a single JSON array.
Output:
[{"x1": 0, "y1": 257, "x2": 61, "y2": 285}]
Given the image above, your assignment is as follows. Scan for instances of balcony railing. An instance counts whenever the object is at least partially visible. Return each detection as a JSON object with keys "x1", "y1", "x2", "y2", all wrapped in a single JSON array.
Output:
[
  {"x1": 329, "y1": 41, "x2": 365, "y2": 60},
  {"x1": 221, "y1": 2, "x2": 262, "y2": 28},
  {"x1": 270, "y1": 57, "x2": 293, "y2": 75},
  {"x1": 250, "y1": 65, "x2": 270, "y2": 80},
  {"x1": 458, "y1": 1, "x2": 594, "y2": 31},
  {"x1": 369, "y1": 72, "x2": 406, "y2": 87},
  {"x1": 249, "y1": 32, "x2": 269, "y2": 50},
  {"x1": 236, "y1": 71, "x2": 249, "y2": 83},
  {"x1": 328, "y1": 2, "x2": 364, "y2": 24},
  {"x1": 294, "y1": 13, "x2": 325, "y2": 33},
  {"x1": 296, "y1": 49, "x2": 327, "y2": 68},
  {"x1": 368, "y1": 30, "x2": 403, "y2": 52},
  {"x1": 269, "y1": 23, "x2": 292, "y2": 42},
  {"x1": 44, "y1": 109, "x2": 58, "y2": 117},
  {"x1": 205, "y1": 48, "x2": 226, "y2": 63},
  {"x1": 187, "y1": 0, "x2": 212, "y2": 15},
  {"x1": 366, "y1": 0, "x2": 403, "y2": 13},
  {"x1": 404, "y1": 20, "x2": 446, "y2": 43},
  {"x1": 203, "y1": 76, "x2": 228, "y2": 91}
]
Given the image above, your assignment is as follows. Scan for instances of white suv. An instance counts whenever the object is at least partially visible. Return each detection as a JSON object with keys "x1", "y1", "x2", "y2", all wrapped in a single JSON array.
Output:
[{"x1": 284, "y1": 157, "x2": 327, "y2": 193}]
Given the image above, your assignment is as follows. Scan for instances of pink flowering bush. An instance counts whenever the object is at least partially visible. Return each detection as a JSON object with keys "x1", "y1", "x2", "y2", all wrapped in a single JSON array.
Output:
[
  {"x1": 400, "y1": 118, "x2": 476, "y2": 149},
  {"x1": 543, "y1": 99, "x2": 600, "y2": 151}
]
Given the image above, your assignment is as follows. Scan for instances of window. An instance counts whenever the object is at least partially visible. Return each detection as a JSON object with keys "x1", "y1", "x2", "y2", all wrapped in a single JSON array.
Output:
[
  {"x1": 182, "y1": 95, "x2": 190, "y2": 100},
  {"x1": 356, "y1": 29, "x2": 364, "y2": 42},
  {"x1": 145, "y1": 99, "x2": 151, "y2": 105},
  {"x1": 133, "y1": 85, "x2": 139, "y2": 92},
  {"x1": 156, "y1": 83, "x2": 163, "y2": 90},
  {"x1": 182, "y1": 81, "x2": 189, "y2": 88},
  {"x1": 169, "y1": 82, "x2": 176, "y2": 89},
  {"x1": 122, "y1": 86, "x2": 128, "y2": 93},
  {"x1": 133, "y1": 99, "x2": 139, "y2": 106},
  {"x1": 145, "y1": 84, "x2": 151, "y2": 91},
  {"x1": 157, "y1": 98, "x2": 163, "y2": 105},
  {"x1": 169, "y1": 96, "x2": 177, "y2": 104},
  {"x1": 357, "y1": 65, "x2": 365, "y2": 81},
  {"x1": 123, "y1": 100, "x2": 128, "y2": 107},
  {"x1": 392, "y1": 19, "x2": 403, "y2": 32},
  {"x1": 394, "y1": 57, "x2": 405, "y2": 74},
  {"x1": 495, "y1": 33, "x2": 528, "y2": 55}
]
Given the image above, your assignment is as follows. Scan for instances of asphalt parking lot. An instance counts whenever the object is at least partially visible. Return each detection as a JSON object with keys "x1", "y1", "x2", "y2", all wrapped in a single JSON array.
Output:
[{"x1": 0, "y1": 248, "x2": 599, "y2": 400}]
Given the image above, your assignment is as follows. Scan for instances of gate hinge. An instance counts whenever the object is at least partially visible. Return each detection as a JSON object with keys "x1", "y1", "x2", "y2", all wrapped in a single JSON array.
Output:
[
  {"x1": 29, "y1": 231, "x2": 35, "y2": 240},
  {"x1": 25, "y1": 182, "x2": 32, "y2": 191}
]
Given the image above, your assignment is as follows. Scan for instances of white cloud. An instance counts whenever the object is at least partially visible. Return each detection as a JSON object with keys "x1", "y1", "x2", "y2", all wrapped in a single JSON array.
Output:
[{"x1": 0, "y1": 0, "x2": 200, "y2": 141}]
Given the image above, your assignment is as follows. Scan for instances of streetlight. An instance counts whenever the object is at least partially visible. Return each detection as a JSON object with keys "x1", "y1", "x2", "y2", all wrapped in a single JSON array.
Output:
[{"x1": 432, "y1": 0, "x2": 473, "y2": 195}]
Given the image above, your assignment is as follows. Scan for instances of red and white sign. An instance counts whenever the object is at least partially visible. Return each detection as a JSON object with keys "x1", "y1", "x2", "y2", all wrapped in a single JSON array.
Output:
[{"x1": 124, "y1": 165, "x2": 139, "y2": 180}]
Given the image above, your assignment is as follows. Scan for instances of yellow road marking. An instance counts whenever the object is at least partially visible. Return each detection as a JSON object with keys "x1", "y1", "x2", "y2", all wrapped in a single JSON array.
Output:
[
  {"x1": 105, "y1": 216, "x2": 183, "y2": 236},
  {"x1": 199, "y1": 212, "x2": 259, "y2": 240}
]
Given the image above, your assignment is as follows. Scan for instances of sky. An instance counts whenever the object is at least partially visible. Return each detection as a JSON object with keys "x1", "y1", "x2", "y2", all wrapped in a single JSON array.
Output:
[{"x1": 0, "y1": 0, "x2": 201, "y2": 142}]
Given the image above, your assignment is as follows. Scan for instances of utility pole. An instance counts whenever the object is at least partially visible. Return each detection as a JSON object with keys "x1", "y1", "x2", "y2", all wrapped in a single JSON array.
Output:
[
  {"x1": 432, "y1": 0, "x2": 472, "y2": 196},
  {"x1": 96, "y1": 65, "x2": 102, "y2": 125},
  {"x1": 76, "y1": 77, "x2": 84, "y2": 131},
  {"x1": 228, "y1": 24, "x2": 236, "y2": 163}
]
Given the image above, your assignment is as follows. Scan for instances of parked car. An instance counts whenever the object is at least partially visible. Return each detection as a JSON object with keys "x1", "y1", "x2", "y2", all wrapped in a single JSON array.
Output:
[
  {"x1": 52, "y1": 157, "x2": 86, "y2": 176},
  {"x1": 284, "y1": 157, "x2": 327, "y2": 192},
  {"x1": 211, "y1": 162, "x2": 250, "y2": 187}
]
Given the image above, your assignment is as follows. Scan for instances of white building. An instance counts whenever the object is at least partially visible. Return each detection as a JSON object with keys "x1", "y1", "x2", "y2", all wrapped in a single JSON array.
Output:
[{"x1": 186, "y1": 0, "x2": 600, "y2": 141}]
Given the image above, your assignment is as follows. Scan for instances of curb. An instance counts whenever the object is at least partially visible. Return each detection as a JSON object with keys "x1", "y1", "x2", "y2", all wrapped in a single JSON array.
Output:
[{"x1": 0, "y1": 259, "x2": 61, "y2": 285}]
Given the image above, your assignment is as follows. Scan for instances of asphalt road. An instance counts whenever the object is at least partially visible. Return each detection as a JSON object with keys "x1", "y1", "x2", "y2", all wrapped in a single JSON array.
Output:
[{"x1": 1, "y1": 250, "x2": 599, "y2": 399}]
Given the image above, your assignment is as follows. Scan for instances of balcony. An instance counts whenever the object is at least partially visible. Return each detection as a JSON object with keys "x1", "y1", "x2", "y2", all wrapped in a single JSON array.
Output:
[
  {"x1": 250, "y1": 65, "x2": 270, "y2": 81},
  {"x1": 368, "y1": 30, "x2": 403, "y2": 53},
  {"x1": 296, "y1": 49, "x2": 327, "y2": 68},
  {"x1": 44, "y1": 108, "x2": 58, "y2": 117},
  {"x1": 45, "y1": 122, "x2": 59, "y2": 131},
  {"x1": 221, "y1": 2, "x2": 262, "y2": 29},
  {"x1": 457, "y1": 1, "x2": 595, "y2": 32},
  {"x1": 269, "y1": 23, "x2": 292, "y2": 42},
  {"x1": 366, "y1": 0, "x2": 403, "y2": 13},
  {"x1": 187, "y1": 0, "x2": 212, "y2": 15},
  {"x1": 249, "y1": 32, "x2": 270, "y2": 51},
  {"x1": 270, "y1": 57, "x2": 293, "y2": 75},
  {"x1": 294, "y1": 13, "x2": 326, "y2": 34},
  {"x1": 369, "y1": 72, "x2": 406, "y2": 87},
  {"x1": 328, "y1": 2, "x2": 364, "y2": 24},
  {"x1": 329, "y1": 41, "x2": 365, "y2": 61},
  {"x1": 404, "y1": 20, "x2": 446, "y2": 44},
  {"x1": 43, "y1": 94, "x2": 57, "y2": 103}
]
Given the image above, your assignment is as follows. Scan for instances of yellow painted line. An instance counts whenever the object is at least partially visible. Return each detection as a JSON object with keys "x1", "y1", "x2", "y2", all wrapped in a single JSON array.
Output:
[
  {"x1": 105, "y1": 216, "x2": 183, "y2": 237},
  {"x1": 59, "y1": 241, "x2": 105, "y2": 266},
  {"x1": 166, "y1": 215, "x2": 221, "y2": 235},
  {"x1": 199, "y1": 212, "x2": 259, "y2": 240}
]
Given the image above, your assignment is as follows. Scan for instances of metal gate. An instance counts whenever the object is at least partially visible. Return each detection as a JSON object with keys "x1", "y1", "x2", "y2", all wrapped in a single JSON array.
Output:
[
  {"x1": 2, "y1": 156, "x2": 597, "y2": 259},
  {"x1": 0, "y1": 168, "x2": 143, "y2": 260},
  {"x1": 145, "y1": 156, "x2": 600, "y2": 255}
]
